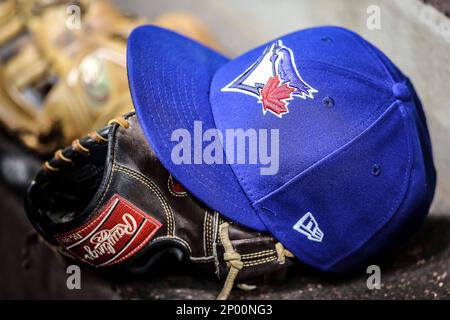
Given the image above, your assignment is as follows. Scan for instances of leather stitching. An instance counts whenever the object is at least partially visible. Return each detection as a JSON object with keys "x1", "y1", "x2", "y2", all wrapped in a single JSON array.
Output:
[
  {"x1": 241, "y1": 250, "x2": 276, "y2": 260},
  {"x1": 243, "y1": 256, "x2": 277, "y2": 267},
  {"x1": 113, "y1": 166, "x2": 174, "y2": 236},
  {"x1": 203, "y1": 211, "x2": 208, "y2": 256}
]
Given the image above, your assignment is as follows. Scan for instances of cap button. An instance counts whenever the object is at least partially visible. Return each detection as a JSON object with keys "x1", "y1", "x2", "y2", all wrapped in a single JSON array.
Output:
[{"x1": 392, "y1": 82, "x2": 411, "y2": 101}]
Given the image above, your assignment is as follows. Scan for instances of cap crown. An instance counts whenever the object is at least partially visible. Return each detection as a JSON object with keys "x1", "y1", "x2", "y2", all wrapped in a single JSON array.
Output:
[{"x1": 211, "y1": 26, "x2": 435, "y2": 271}]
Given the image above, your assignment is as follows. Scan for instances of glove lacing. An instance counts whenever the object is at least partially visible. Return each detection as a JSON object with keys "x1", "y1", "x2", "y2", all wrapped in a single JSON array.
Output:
[
  {"x1": 216, "y1": 222, "x2": 293, "y2": 300},
  {"x1": 43, "y1": 115, "x2": 131, "y2": 172},
  {"x1": 217, "y1": 222, "x2": 244, "y2": 300}
]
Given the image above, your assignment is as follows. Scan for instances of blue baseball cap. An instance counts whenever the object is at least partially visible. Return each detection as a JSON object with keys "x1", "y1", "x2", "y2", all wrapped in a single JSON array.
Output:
[{"x1": 127, "y1": 25, "x2": 436, "y2": 272}]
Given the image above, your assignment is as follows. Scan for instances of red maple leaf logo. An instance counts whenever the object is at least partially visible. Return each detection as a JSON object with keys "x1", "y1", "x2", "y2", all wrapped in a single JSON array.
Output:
[{"x1": 259, "y1": 75, "x2": 296, "y2": 116}]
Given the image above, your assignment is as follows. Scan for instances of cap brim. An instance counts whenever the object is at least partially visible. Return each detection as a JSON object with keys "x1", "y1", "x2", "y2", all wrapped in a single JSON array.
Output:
[{"x1": 127, "y1": 26, "x2": 266, "y2": 231}]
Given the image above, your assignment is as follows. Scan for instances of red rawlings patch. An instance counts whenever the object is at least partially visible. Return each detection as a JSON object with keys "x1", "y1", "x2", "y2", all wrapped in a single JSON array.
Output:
[{"x1": 55, "y1": 194, "x2": 161, "y2": 267}]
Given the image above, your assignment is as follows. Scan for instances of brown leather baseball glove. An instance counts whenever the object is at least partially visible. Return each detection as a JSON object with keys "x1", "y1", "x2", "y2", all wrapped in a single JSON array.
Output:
[
  {"x1": 0, "y1": 0, "x2": 219, "y2": 155},
  {"x1": 25, "y1": 112, "x2": 294, "y2": 299}
]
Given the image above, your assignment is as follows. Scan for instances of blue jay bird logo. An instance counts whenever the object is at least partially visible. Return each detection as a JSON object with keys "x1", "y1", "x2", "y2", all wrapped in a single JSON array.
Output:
[{"x1": 222, "y1": 40, "x2": 318, "y2": 117}]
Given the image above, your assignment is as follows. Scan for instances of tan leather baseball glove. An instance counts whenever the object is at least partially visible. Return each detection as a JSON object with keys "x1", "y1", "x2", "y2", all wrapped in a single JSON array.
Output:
[{"x1": 0, "y1": 0, "x2": 219, "y2": 154}]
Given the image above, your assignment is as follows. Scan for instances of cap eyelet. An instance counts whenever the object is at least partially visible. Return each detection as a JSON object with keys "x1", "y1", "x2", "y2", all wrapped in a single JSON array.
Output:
[
  {"x1": 371, "y1": 164, "x2": 381, "y2": 177},
  {"x1": 321, "y1": 36, "x2": 333, "y2": 42},
  {"x1": 323, "y1": 96, "x2": 335, "y2": 107}
]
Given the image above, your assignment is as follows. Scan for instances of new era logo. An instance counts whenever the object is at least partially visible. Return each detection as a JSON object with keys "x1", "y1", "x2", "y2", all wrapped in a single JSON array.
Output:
[{"x1": 293, "y1": 212, "x2": 323, "y2": 242}]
